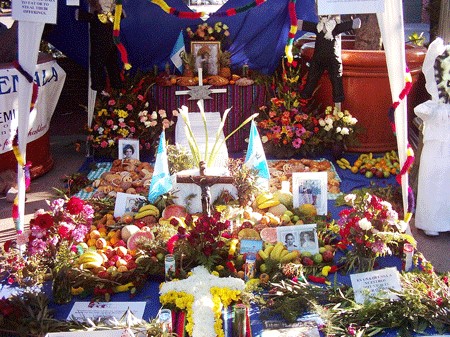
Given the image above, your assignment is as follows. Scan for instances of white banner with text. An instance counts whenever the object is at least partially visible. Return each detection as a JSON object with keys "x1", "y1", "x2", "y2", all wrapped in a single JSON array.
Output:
[{"x1": 0, "y1": 58, "x2": 66, "y2": 154}]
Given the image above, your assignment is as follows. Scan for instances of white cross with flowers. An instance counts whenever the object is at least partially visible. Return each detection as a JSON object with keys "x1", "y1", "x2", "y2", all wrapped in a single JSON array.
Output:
[
  {"x1": 175, "y1": 68, "x2": 227, "y2": 109},
  {"x1": 159, "y1": 265, "x2": 245, "y2": 337}
]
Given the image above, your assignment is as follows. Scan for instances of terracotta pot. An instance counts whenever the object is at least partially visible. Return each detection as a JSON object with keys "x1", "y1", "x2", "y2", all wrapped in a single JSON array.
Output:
[{"x1": 300, "y1": 40, "x2": 427, "y2": 152}]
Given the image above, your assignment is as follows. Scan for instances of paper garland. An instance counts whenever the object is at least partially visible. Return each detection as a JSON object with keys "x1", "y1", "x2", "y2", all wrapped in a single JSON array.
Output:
[
  {"x1": 285, "y1": 0, "x2": 297, "y2": 63},
  {"x1": 113, "y1": 0, "x2": 131, "y2": 70},
  {"x1": 387, "y1": 68, "x2": 415, "y2": 222}
]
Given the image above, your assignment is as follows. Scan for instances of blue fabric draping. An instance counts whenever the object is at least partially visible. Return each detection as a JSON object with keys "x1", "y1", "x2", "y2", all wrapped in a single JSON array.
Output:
[{"x1": 45, "y1": 0, "x2": 317, "y2": 74}]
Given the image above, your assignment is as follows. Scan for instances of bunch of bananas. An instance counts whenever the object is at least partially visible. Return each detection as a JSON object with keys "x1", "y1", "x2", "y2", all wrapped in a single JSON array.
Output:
[
  {"x1": 336, "y1": 157, "x2": 351, "y2": 170},
  {"x1": 255, "y1": 192, "x2": 280, "y2": 210},
  {"x1": 134, "y1": 204, "x2": 160, "y2": 220},
  {"x1": 258, "y1": 241, "x2": 299, "y2": 264},
  {"x1": 76, "y1": 251, "x2": 104, "y2": 269}
]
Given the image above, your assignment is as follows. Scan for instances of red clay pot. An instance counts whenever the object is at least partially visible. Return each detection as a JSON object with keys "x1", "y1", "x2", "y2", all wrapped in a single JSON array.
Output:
[{"x1": 300, "y1": 40, "x2": 427, "y2": 152}]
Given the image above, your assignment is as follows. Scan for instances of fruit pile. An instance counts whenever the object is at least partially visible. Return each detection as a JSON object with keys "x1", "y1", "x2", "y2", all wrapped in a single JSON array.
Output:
[{"x1": 336, "y1": 151, "x2": 400, "y2": 179}]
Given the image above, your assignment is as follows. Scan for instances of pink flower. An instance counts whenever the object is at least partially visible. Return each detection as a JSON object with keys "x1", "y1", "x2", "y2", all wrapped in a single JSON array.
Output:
[
  {"x1": 292, "y1": 138, "x2": 302, "y2": 148},
  {"x1": 66, "y1": 197, "x2": 85, "y2": 215},
  {"x1": 29, "y1": 238, "x2": 47, "y2": 255},
  {"x1": 106, "y1": 119, "x2": 114, "y2": 126},
  {"x1": 126, "y1": 104, "x2": 133, "y2": 111},
  {"x1": 16, "y1": 231, "x2": 30, "y2": 246},
  {"x1": 108, "y1": 99, "x2": 116, "y2": 106},
  {"x1": 100, "y1": 140, "x2": 108, "y2": 148},
  {"x1": 137, "y1": 94, "x2": 144, "y2": 101}
]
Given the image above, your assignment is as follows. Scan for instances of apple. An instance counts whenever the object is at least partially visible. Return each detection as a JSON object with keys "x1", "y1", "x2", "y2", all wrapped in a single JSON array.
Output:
[{"x1": 322, "y1": 250, "x2": 334, "y2": 262}]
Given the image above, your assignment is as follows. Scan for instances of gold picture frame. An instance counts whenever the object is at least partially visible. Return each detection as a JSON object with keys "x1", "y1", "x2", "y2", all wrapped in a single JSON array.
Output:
[{"x1": 191, "y1": 41, "x2": 221, "y2": 76}]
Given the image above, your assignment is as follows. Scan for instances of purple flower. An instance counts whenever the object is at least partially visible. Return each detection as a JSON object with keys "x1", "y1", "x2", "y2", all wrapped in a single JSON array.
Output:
[
  {"x1": 295, "y1": 127, "x2": 306, "y2": 137},
  {"x1": 71, "y1": 225, "x2": 89, "y2": 243},
  {"x1": 271, "y1": 125, "x2": 281, "y2": 133},
  {"x1": 29, "y1": 238, "x2": 47, "y2": 255}
]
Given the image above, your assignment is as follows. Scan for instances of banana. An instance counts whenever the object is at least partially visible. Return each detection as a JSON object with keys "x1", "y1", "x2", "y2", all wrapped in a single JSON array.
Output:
[
  {"x1": 258, "y1": 249, "x2": 269, "y2": 260},
  {"x1": 135, "y1": 209, "x2": 158, "y2": 219},
  {"x1": 77, "y1": 251, "x2": 104, "y2": 265},
  {"x1": 336, "y1": 160, "x2": 348, "y2": 169},
  {"x1": 256, "y1": 193, "x2": 272, "y2": 205},
  {"x1": 339, "y1": 158, "x2": 350, "y2": 165},
  {"x1": 113, "y1": 282, "x2": 134, "y2": 293},
  {"x1": 137, "y1": 204, "x2": 160, "y2": 217},
  {"x1": 280, "y1": 251, "x2": 299, "y2": 263},
  {"x1": 270, "y1": 242, "x2": 285, "y2": 261},
  {"x1": 264, "y1": 245, "x2": 274, "y2": 257},
  {"x1": 258, "y1": 199, "x2": 280, "y2": 209},
  {"x1": 279, "y1": 249, "x2": 290, "y2": 259},
  {"x1": 81, "y1": 261, "x2": 103, "y2": 269}
]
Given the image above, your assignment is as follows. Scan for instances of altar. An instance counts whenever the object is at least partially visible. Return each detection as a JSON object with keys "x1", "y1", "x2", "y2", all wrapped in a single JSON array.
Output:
[{"x1": 148, "y1": 84, "x2": 267, "y2": 153}]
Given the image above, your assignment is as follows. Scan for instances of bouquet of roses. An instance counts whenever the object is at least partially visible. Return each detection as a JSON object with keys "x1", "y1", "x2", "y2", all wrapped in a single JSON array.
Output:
[
  {"x1": 317, "y1": 105, "x2": 359, "y2": 147},
  {"x1": 335, "y1": 192, "x2": 415, "y2": 272}
]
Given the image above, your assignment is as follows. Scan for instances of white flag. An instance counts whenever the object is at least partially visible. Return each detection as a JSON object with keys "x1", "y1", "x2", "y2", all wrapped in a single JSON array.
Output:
[
  {"x1": 170, "y1": 30, "x2": 185, "y2": 74},
  {"x1": 148, "y1": 131, "x2": 172, "y2": 203},
  {"x1": 245, "y1": 121, "x2": 270, "y2": 180}
]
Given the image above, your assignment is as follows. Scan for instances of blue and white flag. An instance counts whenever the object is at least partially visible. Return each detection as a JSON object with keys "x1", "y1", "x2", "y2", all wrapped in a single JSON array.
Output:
[
  {"x1": 170, "y1": 30, "x2": 185, "y2": 74},
  {"x1": 148, "y1": 131, "x2": 172, "y2": 203},
  {"x1": 245, "y1": 120, "x2": 270, "y2": 180}
]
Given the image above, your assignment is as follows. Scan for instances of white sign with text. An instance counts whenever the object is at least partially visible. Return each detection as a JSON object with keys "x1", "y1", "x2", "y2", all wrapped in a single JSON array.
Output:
[
  {"x1": 317, "y1": 0, "x2": 384, "y2": 15},
  {"x1": 0, "y1": 58, "x2": 65, "y2": 154},
  {"x1": 12, "y1": 0, "x2": 57, "y2": 24},
  {"x1": 350, "y1": 267, "x2": 402, "y2": 304},
  {"x1": 67, "y1": 301, "x2": 146, "y2": 321}
]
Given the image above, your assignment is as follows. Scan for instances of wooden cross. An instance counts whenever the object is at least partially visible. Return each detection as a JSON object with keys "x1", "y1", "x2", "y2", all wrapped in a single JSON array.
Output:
[
  {"x1": 159, "y1": 266, "x2": 245, "y2": 337},
  {"x1": 177, "y1": 160, "x2": 234, "y2": 215},
  {"x1": 175, "y1": 68, "x2": 227, "y2": 107}
]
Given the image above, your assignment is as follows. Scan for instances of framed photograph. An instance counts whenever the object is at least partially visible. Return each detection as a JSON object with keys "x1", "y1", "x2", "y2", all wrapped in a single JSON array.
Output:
[
  {"x1": 191, "y1": 41, "x2": 221, "y2": 76},
  {"x1": 292, "y1": 172, "x2": 328, "y2": 215},
  {"x1": 114, "y1": 192, "x2": 146, "y2": 218},
  {"x1": 240, "y1": 239, "x2": 263, "y2": 255},
  {"x1": 118, "y1": 138, "x2": 139, "y2": 160},
  {"x1": 277, "y1": 224, "x2": 319, "y2": 254}
]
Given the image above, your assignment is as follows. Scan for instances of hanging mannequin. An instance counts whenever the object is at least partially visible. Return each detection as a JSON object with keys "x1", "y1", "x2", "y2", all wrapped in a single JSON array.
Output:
[
  {"x1": 297, "y1": 15, "x2": 360, "y2": 103},
  {"x1": 413, "y1": 37, "x2": 450, "y2": 236},
  {"x1": 76, "y1": 0, "x2": 123, "y2": 92}
]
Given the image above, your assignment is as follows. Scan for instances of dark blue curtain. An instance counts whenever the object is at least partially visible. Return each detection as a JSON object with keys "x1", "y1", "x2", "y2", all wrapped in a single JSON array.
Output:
[{"x1": 45, "y1": 0, "x2": 316, "y2": 74}]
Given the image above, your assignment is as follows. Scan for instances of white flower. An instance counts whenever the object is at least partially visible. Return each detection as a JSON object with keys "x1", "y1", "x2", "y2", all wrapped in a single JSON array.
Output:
[
  {"x1": 344, "y1": 194, "x2": 356, "y2": 204},
  {"x1": 98, "y1": 127, "x2": 104, "y2": 134},
  {"x1": 340, "y1": 127, "x2": 350, "y2": 135},
  {"x1": 358, "y1": 218, "x2": 372, "y2": 230},
  {"x1": 108, "y1": 139, "x2": 115, "y2": 146},
  {"x1": 172, "y1": 109, "x2": 179, "y2": 117},
  {"x1": 319, "y1": 118, "x2": 326, "y2": 127},
  {"x1": 144, "y1": 102, "x2": 149, "y2": 107},
  {"x1": 351, "y1": 117, "x2": 358, "y2": 124},
  {"x1": 150, "y1": 111, "x2": 158, "y2": 120},
  {"x1": 397, "y1": 220, "x2": 408, "y2": 232},
  {"x1": 338, "y1": 111, "x2": 344, "y2": 118},
  {"x1": 325, "y1": 117, "x2": 333, "y2": 125},
  {"x1": 342, "y1": 116, "x2": 351, "y2": 124},
  {"x1": 261, "y1": 135, "x2": 268, "y2": 143},
  {"x1": 112, "y1": 125, "x2": 118, "y2": 130},
  {"x1": 336, "y1": 126, "x2": 342, "y2": 133},
  {"x1": 158, "y1": 109, "x2": 167, "y2": 118},
  {"x1": 324, "y1": 124, "x2": 332, "y2": 132}
]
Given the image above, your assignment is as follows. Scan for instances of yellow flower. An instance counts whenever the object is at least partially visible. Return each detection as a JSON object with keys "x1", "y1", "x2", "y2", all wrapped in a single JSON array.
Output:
[
  {"x1": 98, "y1": 108, "x2": 108, "y2": 116},
  {"x1": 116, "y1": 109, "x2": 129, "y2": 118}
]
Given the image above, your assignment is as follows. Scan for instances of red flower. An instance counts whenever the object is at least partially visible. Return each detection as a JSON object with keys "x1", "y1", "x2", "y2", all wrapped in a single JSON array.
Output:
[
  {"x1": 35, "y1": 213, "x2": 54, "y2": 229},
  {"x1": 66, "y1": 197, "x2": 84, "y2": 215}
]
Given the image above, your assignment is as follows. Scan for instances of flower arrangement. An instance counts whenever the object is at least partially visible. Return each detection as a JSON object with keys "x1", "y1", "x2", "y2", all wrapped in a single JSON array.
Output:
[
  {"x1": 19, "y1": 197, "x2": 94, "y2": 259},
  {"x1": 160, "y1": 265, "x2": 245, "y2": 337},
  {"x1": 167, "y1": 212, "x2": 234, "y2": 273},
  {"x1": 257, "y1": 57, "x2": 322, "y2": 158},
  {"x1": 335, "y1": 192, "x2": 416, "y2": 272},
  {"x1": 186, "y1": 21, "x2": 230, "y2": 45},
  {"x1": 317, "y1": 105, "x2": 359, "y2": 148},
  {"x1": 88, "y1": 72, "x2": 176, "y2": 158}
]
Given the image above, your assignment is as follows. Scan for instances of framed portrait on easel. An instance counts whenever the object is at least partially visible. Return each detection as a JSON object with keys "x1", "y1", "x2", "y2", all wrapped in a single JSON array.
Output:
[
  {"x1": 191, "y1": 41, "x2": 221, "y2": 76},
  {"x1": 292, "y1": 171, "x2": 328, "y2": 215}
]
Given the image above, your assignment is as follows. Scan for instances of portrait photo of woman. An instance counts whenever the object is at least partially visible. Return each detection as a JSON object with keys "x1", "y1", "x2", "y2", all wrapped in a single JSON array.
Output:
[{"x1": 118, "y1": 138, "x2": 139, "y2": 160}]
